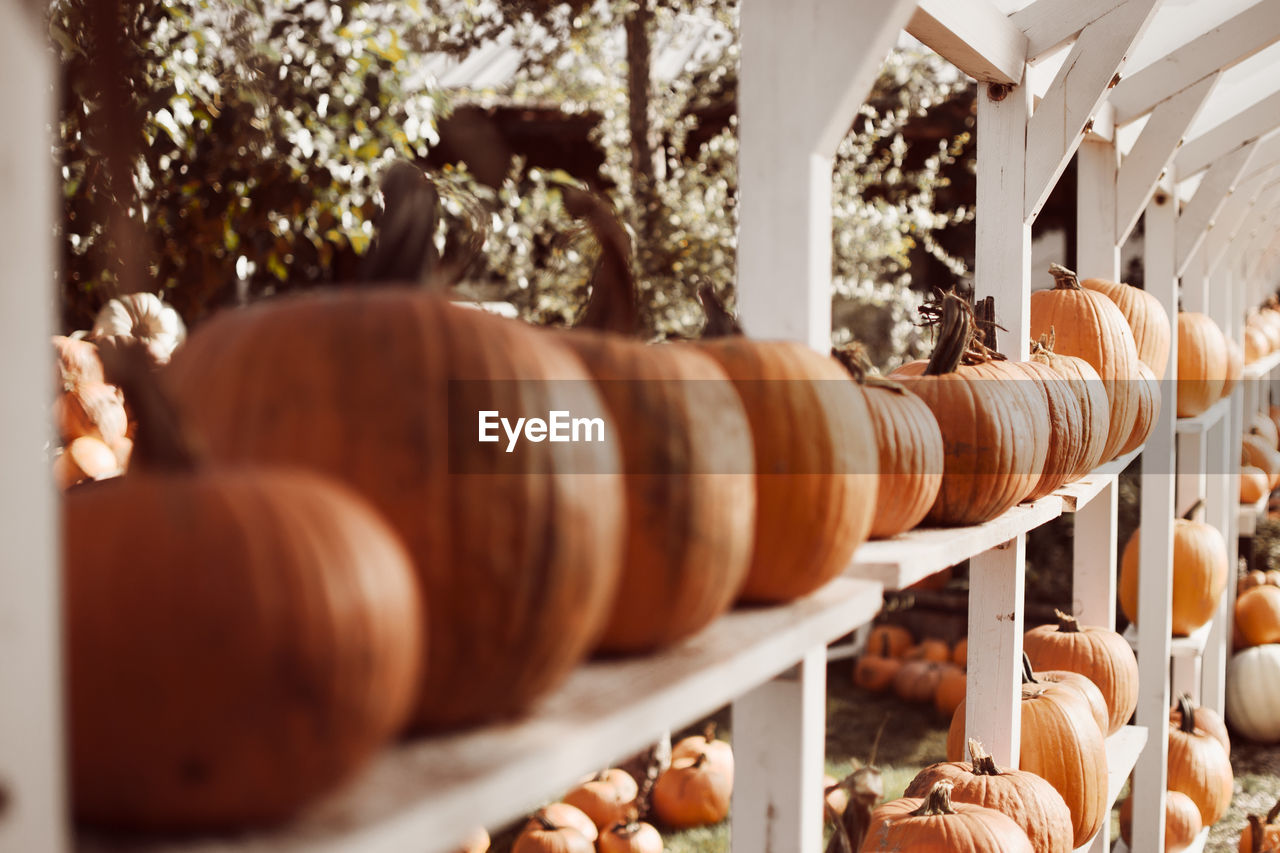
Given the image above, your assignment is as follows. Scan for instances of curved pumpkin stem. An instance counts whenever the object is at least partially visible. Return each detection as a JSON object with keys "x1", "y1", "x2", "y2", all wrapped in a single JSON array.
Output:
[
  {"x1": 965, "y1": 739, "x2": 1002, "y2": 776},
  {"x1": 1182, "y1": 498, "x2": 1206, "y2": 522},
  {"x1": 1176, "y1": 694, "x2": 1197, "y2": 734},
  {"x1": 831, "y1": 343, "x2": 910, "y2": 394},
  {"x1": 1054, "y1": 609, "x2": 1081, "y2": 633},
  {"x1": 531, "y1": 809, "x2": 560, "y2": 832},
  {"x1": 923, "y1": 292, "x2": 972, "y2": 376},
  {"x1": 1268, "y1": 796, "x2": 1280, "y2": 825},
  {"x1": 565, "y1": 186, "x2": 644, "y2": 338},
  {"x1": 698, "y1": 284, "x2": 745, "y2": 339},
  {"x1": 1048, "y1": 262, "x2": 1082, "y2": 290},
  {"x1": 910, "y1": 781, "x2": 958, "y2": 817},
  {"x1": 1251, "y1": 813, "x2": 1265, "y2": 853},
  {"x1": 1021, "y1": 652, "x2": 1040, "y2": 685},
  {"x1": 97, "y1": 339, "x2": 199, "y2": 472}
]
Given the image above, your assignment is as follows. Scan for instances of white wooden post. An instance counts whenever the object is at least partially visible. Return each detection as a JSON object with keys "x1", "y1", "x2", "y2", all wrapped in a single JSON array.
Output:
[
  {"x1": 0, "y1": 4, "x2": 64, "y2": 852},
  {"x1": 1129, "y1": 178, "x2": 1179, "y2": 853}
]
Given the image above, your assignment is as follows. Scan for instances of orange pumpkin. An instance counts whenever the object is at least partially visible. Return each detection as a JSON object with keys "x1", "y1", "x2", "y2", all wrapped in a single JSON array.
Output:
[
  {"x1": 855, "y1": 639, "x2": 904, "y2": 693},
  {"x1": 952, "y1": 637, "x2": 969, "y2": 668},
  {"x1": 652, "y1": 751, "x2": 733, "y2": 829},
  {"x1": 1022, "y1": 610, "x2": 1139, "y2": 735},
  {"x1": 867, "y1": 624, "x2": 914, "y2": 658},
  {"x1": 1243, "y1": 467, "x2": 1271, "y2": 504},
  {"x1": 563, "y1": 769, "x2": 638, "y2": 831},
  {"x1": 1029, "y1": 264, "x2": 1141, "y2": 462},
  {"x1": 908, "y1": 639, "x2": 952, "y2": 664},
  {"x1": 1167, "y1": 695, "x2": 1234, "y2": 826},
  {"x1": 1250, "y1": 413, "x2": 1280, "y2": 449},
  {"x1": 1170, "y1": 693, "x2": 1230, "y2": 756},
  {"x1": 894, "y1": 660, "x2": 946, "y2": 704},
  {"x1": 1246, "y1": 322, "x2": 1273, "y2": 363},
  {"x1": 1224, "y1": 337, "x2": 1245, "y2": 398},
  {"x1": 862, "y1": 780, "x2": 1034, "y2": 852},
  {"x1": 1238, "y1": 799, "x2": 1280, "y2": 853},
  {"x1": 1081, "y1": 276, "x2": 1171, "y2": 379},
  {"x1": 1120, "y1": 500, "x2": 1228, "y2": 637},
  {"x1": 933, "y1": 665, "x2": 968, "y2": 717},
  {"x1": 905, "y1": 739, "x2": 1072, "y2": 853},
  {"x1": 525, "y1": 803, "x2": 597, "y2": 843},
  {"x1": 167, "y1": 290, "x2": 625, "y2": 729},
  {"x1": 1119, "y1": 790, "x2": 1201, "y2": 853},
  {"x1": 1028, "y1": 337, "x2": 1110, "y2": 479},
  {"x1": 1007, "y1": 357, "x2": 1088, "y2": 499},
  {"x1": 513, "y1": 810, "x2": 595, "y2": 853},
  {"x1": 598, "y1": 819, "x2": 662, "y2": 853},
  {"x1": 1244, "y1": 434, "x2": 1280, "y2": 489},
  {"x1": 1035, "y1": 669, "x2": 1110, "y2": 735},
  {"x1": 1122, "y1": 360, "x2": 1161, "y2": 454},
  {"x1": 671, "y1": 723, "x2": 733, "y2": 777},
  {"x1": 1176, "y1": 312, "x2": 1228, "y2": 417},
  {"x1": 1236, "y1": 585, "x2": 1280, "y2": 647}
]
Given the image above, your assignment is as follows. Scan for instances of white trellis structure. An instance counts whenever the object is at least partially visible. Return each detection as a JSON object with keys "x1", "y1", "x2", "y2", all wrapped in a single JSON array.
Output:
[{"x1": 4, "y1": 0, "x2": 1280, "y2": 851}]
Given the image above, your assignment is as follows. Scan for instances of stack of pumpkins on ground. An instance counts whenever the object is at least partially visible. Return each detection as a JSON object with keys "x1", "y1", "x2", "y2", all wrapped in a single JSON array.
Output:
[
  {"x1": 852, "y1": 624, "x2": 968, "y2": 717},
  {"x1": 484, "y1": 727, "x2": 732, "y2": 853},
  {"x1": 1226, "y1": 566, "x2": 1280, "y2": 744}
]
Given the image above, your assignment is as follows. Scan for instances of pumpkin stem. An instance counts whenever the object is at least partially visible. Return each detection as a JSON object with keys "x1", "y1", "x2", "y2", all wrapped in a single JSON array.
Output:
[
  {"x1": 363, "y1": 160, "x2": 441, "y2": 285},
  {"x1": 531, "y1": 809, "x2": 560, "y2": 832},
  {"x1": 1268, "y1": 797, "x2": 1280, "y2": 825},
  {"x1": 878, "y1": 631, "x2": 890, "y2": 657},
  {"x1": 831, "y1": 343, "x2": 910, "y2": 394},
  {"x1": 1176, "y1": 694, "x2": 1197, "y2": 734},
  {"x1": 923, "y1": 292, "x2": 972, "y2": 376},
  {"x1": 910, "y1": 781, "x2": 958, "y2": 817},
  {"x1": 698, "y1": 284, "x2": 745, "y2": 338},
  {"x1": 565, "y1": 186, "x2": 644, "y2": 338},
  {"x1": 702, "y1": 721, "x2": 717, "y2": 744},
  {"x1": 1054, "y1": 609, "x2": 1082, "y2": 633},
  {"x1": 1021, "y1": 652, "x2": 1040, "y2": 685},
  {"x1": 1251, "y1": 814, "x2": 1265, "y2": 853},
  {"x1": 97, "y1": 339, "x2": 200, "y2": 472},
  {"x1": 966, "y1": 739, "x2": 1002, "y2": 776},
  {"x1": 1182, "y1": 498, "x2": 1206, "y2": 521},
  {"x1": 1048, "y1": 262, "x2": 1082, "y2": 290}
]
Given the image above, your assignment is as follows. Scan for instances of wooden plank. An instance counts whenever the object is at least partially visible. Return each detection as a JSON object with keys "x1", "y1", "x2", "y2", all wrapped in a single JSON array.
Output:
[
  {"x1": 1091, "y1": 443, "x2": 1146, "y2": 477},
  {"x1": 1244, "y1": 342, "x2": 1280, "y2": 379},
  {"x1": 966, "y1": 542, "x2": 1026, "y2": 768},
  {"x1": 1174, "y1": 397, "x2": 1231, "y2": 435},
  {"x1": 0, "y1": 6, "x2": 64, "y2": 853},
  {"x1": 1073, "y1": 477, "x2": 1118, "y2": 629},
  {"x1": 81, "y1": 578, "x2": 883, "y2": 853},
  {"x1": 1010, "y1": 0, "x2": 1128, "y2": 62},
  {"x1": 1123, "y1": 619, "x2": 1214, "y2": 660},
  {"x1": 1207, "y1": 169, "x2": 1279, "y2": 274},
  {"x1": 906, "y1": 0, "x2": 1028, "y2": 85},
  {"x1": 1202, "y1": 411, "x2": 1235, "y2": 715},
  {"x1": 1077, "y1": 137, "x2": 1121, "y2": 276},
  {"x1": 1071, "y1": 725, "x2": 1149, "y2": 853},
  {"x1": 737, "y1": 0, "x2": 917, "y2": 350},
  {"x1": 1024, "y1": 0, "x2": 1163, "y2": 222},
  {"x1": 1239, "y1": 490, "x2": 1269, "y2": 537},
  {"x1": 1175, "y1": 92, "x2": 1280, "y2": 179},
  {"x1": 1115, "y1": 74, "x2": 1219, "y2": 245},
  {"x1": 1055, "y1": 473, "x2": 1117, "y2": 513},
  {"x1": 1109, "y1": 0, "x2": 1280, "y2": 123},
  {"x1": 848, "y1": 496, "x2": 1065, "y2": 590},
  {"x1": 1176, "y1": 142, "x2": 1259, "y2": 277}
]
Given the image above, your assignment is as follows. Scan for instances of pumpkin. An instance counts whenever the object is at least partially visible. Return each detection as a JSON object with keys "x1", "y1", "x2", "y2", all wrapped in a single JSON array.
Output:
[
  {"x1": 1081, "y1": 276, "x2": 1171, "y2": 379},
  {"x1": 1167, "y1": 695, "x2": 1234, "y2": 826},
  {"x1": 1246, "y1": 323, "x2": 1273, "y2": 363},
  {"x1": 1028, "y1": 336, "x2": 1110, "y2": 479},
  {"x1": 905, "y1": 739, "x2": 1073, "y2": 853},
  {"x1": 894, "y1": 660, "x2": 946, "y2": 704},
  {"x1": 855, "y1": 636, "x2": 904, "y2": 693},
  {"x1": 598, "y1": 818, "x2": 663, "y2": 853},
  {"x1": 672, "y1": 723, "x2": 733, "y2": 777},
  {"x1": 908, "y1": 639, "x2": 952, "y2": 664},
  {"x1": 952, "y1": 637, "x2": 968, "y2": 668},
  {"x1": 66, "y1": 346, "x2": 423, "y2": 830},
  {"x1": 1120, "y1": 499, "x2": 1228, "y2": 637},
  {"x1": 1029, "y1": 264, "x2": 1141, "y2": 462},
  {"x1": 1243, "y1": 467, "x2": 1271, "y2": 504},
  {"x1": 1227, "y1": 645, "x2": 1280, "y2": 742},
  {"x1": 526, "y1": 803, "x2": 597, "y2": 842},
  {"x1": 1251, "y1": 413, "x2": 1280, "y2": 449},
  {"x1": 1035, "y1": 669, "x2": 1110, "y2": 736},
  {"x1": 513, "y1": 810, "x2": 595, "y2": 853},
  {"x1": 1236, "y1": 585, "x2": 1280, "y2": 647},
  {"x1": 1170, "y1": 693, "x2": 1230, "y2": 756},
  {"x1": 167, "y1": 289, "x2": 625, "y2": 729},
  {"x1": 867, "y1": 624, "x2": 914, "y2": 658},
  {"x1": 1244, "y1": 434, "x2": 1280, "y2": 489},
  {"x1": 890, "y1": 293, "x2": 1048, "y2": 525},
  {"x1": 697, "y1": 289, "x2": 879, "y2": 602},
  {"x1": 947, "y1": 659, "x2": 1108, "y2": 847},
  {"x1": 560, "y1": 194, "x2": 755, "y2": 652},
  {"x1": 1271, "y1": 405, "x2": 1280, "y2": 441},
  {"x1": 1224, "y1": 337, "x2": 1245, "y2": 398},
  {"x1": 91, "y1": 292, "x2": 187, "y2": 366},
  {"x1": 57, "y1": 381, "x2": 129, "y2": 447},
  {"x1": 53, "y1": 436, "x2": 122, "y2": 489},
  {"x1": 1243, "y1": 570, "x2": 1269, "y2": 594},
  {"x1": 53, "y1": 334, "x2": 105, "y2": 392},
  {"x1": 832, "y1": 345, "x2": 944, "y2": 538},
  {"x1": 652, "y1": 751, "x2": 733, "y2": 829},
  {"x1": 1176, "y1": 312, "x2": 1229, "y2": 417},
  {"x1": 1022, "y1": 610, "x2": 1139, "y2": 734},
  {"x1": 1121, "y1": 361, "x2": 1160, "y2": 454},
  {"x1": 1238, "y1": 799, "x2": 1280, "y2": 853},
  {"x1": 933, "y1": 665, "x2": 968, "y2": 717},
  {"x1": 1118, "y1": 791, "x2": 1202, "y2": 853},
  {"x1": 563, "y1": 769, "x2": 638, "y2": 831},
  {"x1": 861, "y1": 780, "x2": 1034, "y2": 852},
  {"x1": 1007, "y1": 357, "x2": 1088, "y2": 499}
]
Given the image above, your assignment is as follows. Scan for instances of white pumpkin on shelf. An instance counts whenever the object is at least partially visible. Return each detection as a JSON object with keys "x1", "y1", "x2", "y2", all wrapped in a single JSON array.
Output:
[
  {"x1": 91, "y1": 292, "x2": 186, "y2": 365},
  {"x1": 1226, "y1": 644, "x2": 1280, "y2": 743}
]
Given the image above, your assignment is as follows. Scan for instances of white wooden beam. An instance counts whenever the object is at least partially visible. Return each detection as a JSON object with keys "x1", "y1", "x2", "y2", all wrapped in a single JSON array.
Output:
[
  {"x1": 1079, "y1": 137, "x2": 1122, "y2": 278},
  {"x1": 1024, "y1": 0, "x2": 1164, "y2": 222},
  {"x1": 1109, "y1": 0, "x2": 1280, "y2": 123},
  {"x1": 1115, "y1": 73, "x2": 1219, "y2": 245},
  {"x1": 906, "y1": 0, "x2": 1028, "y2": 85},
  {"x1": 0, "y1": 3, "x2": 64, "y2": 852},
  {"x1": 1207, "y1": 169, "x2": 1279, "y2": 274},
  {"x1": 1176, "y1": 140, "x2": 1259, "y2": 276},
  {"x1": 1175, "y1": 92, "x2": 1280, "y2": 178},
  {"x1": 1243, "y1": 132, "x2": 1280, "y2": 182},
  {"x1": 737, "y1": 0, "x2": 917, "y2": 350},
  {"x1": 1010, "y1": 0, "x2": 1128, "y2": 62}
]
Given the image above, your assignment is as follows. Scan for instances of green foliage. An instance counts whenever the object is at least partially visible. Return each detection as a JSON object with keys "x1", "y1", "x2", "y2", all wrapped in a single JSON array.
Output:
[{"x1": 52, "y1": 0, "x2": 443, "y2": 329}]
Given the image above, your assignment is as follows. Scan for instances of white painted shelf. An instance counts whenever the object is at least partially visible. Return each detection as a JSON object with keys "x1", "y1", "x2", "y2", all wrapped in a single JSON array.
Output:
[
  {"x1": 1091, "y1": 445, "x2": 1146, "y2": 478},
  {"x1": 1239, "y1": 491, "x2": 1270, "y2": 537},
  {"x1": 1112, "y1": 825, "x2": 1209, "y2": 853},
  {"x1": 1070, "y1": 725, "x2": 1149, "y2": 853},
  {"x1": 1123, "y1": 619, "x2": 1214, "y2": 660},
  {"x1": 1243, "y1": 348, "x2": 1280, "y2": 381},
  {"x1": 77, "y1": 576, "x2": 884, "y2": 853},
  {"x1": 847, "y1": 495, "x2": 1064, "y2": 590},
  {"x1": 1053, "y1": 446, "x2": 1145, "y2": 514},
  {"x1": 1175, "y1": 398, "x2": 1230, "y2": 434}
]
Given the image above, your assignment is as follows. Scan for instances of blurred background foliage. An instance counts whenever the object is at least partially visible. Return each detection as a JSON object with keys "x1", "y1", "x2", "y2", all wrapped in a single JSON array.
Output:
[{"x1": 52, "y1": 0, "x2": 975, "y2": 369}]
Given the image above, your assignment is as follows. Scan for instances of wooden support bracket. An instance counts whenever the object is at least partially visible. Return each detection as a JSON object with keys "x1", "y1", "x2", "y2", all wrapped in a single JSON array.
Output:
[{"x1": 1177, "y1": 140, "x2": 1260, "y2": 276}]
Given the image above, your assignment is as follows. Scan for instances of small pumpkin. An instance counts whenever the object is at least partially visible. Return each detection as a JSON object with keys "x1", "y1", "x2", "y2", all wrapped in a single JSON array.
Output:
[
  {"x1": 1122, "y1": 360, "x2": 1160, "y2": 454},
  {"x1": 1170, "y1": 693, "x2": 1230, "y2": 756},
  {"x1": 1120, "y1": 499, "x2": 1228, "y2": 637},
  {"x1": 1238, "y1": 799, "x2": 1280, "y2": 853},
  {"x1": 1250, "y1": 413, "x2": 1280, "y2": 449},
  {"x1": 671, "y1": 723, "x2": 733, "y2": 777},
  {"x1": 91, "y1": 292, "x2": 187, "y2": 366},
  {"x1": 563, "y1": 769, "x2": 638, "y2": 831},
  {"x1": 1236, "y1": 585, "x2": 1280, "y2": 647},
  {"x1": 933, "y1": 665, "x2": 968, "y2": 717},
  {"x1": 867, "y1": 624, "x2": 914, "y2": 658},
  {"x1": 1246, "y1": 322, "x2": 1273, "y2": 363},
  {"x1": 952, "y1": 637, "x2": 968, "y2": 668},
  {"x1": 1080, "y1": 276, "x2": 1171, "y2": 379},
  {"x1": 53, "y1": 334, "x2": 105, "y2": 392},
  {"x1": 1227, "y1": 645, "x2": 1280, "y2": 742},
  {"x1": 1176, "y1": 311, "x2": 1228, "y2": 417},
  {"x1": 57, "y1": 381, "x2": 129, "y2": 447},
  {"x1": 1244, "y1": 434, "x2": 1280, "y2": 489},
  {"x1": 907, "y1": 639, "x2": 952, "y2": 664},
  {"x1": 861, "y1": 780, "x2": 1034, "y2": 852},
  {"x1": 652, "y1": 751, "x2": 733, "y2": 829},
  {"x1": 598, "y1": 817, "x2": 663, "y2": 853},
  {"x1": 1022, "y1": 610, "x2": 1139, "y2": 735},
  {"x1": 513, "y1": 810, "x2": 595, "y2": 853},
  {"x1": 1028, "y1": 335, "x2": 1110, "y2": 480},
  {"x1": 525, "y1": 803, "x2": 597, "y2": 843},
  {"x1": 1167, "y1": 695, "x2": 1234, "y2": 826},
  {"x1": 1243, "y1": 467, "x2": 1271, "y2": 504},
  {"x1": 1118, "y1": 790, "x2": 1201, "y2": 853},
  {"x1": 1224, "y1": 338, "x2": 1245, "y2": 398},
  {"x1": 53, "y1": 436, "x2": 122, "y2": 490},
  {"x1": 894, "y1": 660, "x2": 945, "y2": 704},
  {"x1": 855, "y1": 635, "x2": 904, "y2": 693}
]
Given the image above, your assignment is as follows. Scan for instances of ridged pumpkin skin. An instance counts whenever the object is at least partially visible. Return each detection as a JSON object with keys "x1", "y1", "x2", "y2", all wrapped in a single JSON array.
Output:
[
  {"x1": 905, "y1": 742, "x2": 1073, "y2": 853},
  {"x1": 1120, "y1": 514, "x2": 1228, "y2": 637},
  {"x1": 860, "y1": 382, "x2": 944, "y2": 538},
  {"x1": 559, "y1": 332, "x2": 755, "y2": 654},
  {"x1": 1122, "y1": 361, "x2": 1160, "y2": 455},
  {"x1": 1029, "y1": 344, "x2": 1110, "y2": 479},
  {"x1": 65, "y1": 469, "x2": 423, "y2": 830},
  {"x1": 1119, "y1": 791, "x2": 1202, "y2": 853},
  {"x1": 1246, "y1": 323, "x2": 1272, "y2": 363},
  {"x1": 1244, "y1": 434, "x2": 1280, "y2": 489},
  {"x1": 697, "y1": 338, "x2": 878, "y2": 602},
  {"x1": 167, "y1": 289, "x2": 624, "y2": 729},
  {"x1": 1171, "y1": 697, "x2": 1231, "y2": 756},
  {"x1": 1226, "y1": 645, "x2": 1280, "y2": 742},
  {"x1": 1242, "y1": 466, "x2": 1270, "y2": 503},
  {"x1": 1081, "y1": 278, "x2": 1171, "y2": 379},
  {"x1": 1008, "y1": 359, "x2": 1086, "y2": 500},
  {"x1": 947, "y1": 679, "x2": 1107, "y2": 847},
  {"x1": 1023, "y1": 612, "x2": 1139, "y2": 735},
  {"x1": 1177, "y1": 312, "x2": 1228, "y2": 417},
  {"x1": 598, "y1": 821, "x2": 663, "y2": 853},
  {"x1": 1224, "y1": 338, "x2": 1244, "y2": 398},
  {"x1": 1167, "y1": 698, "x2": 1234, "y2": 826},
  {"x1": 1036, "y1": 670, "x2": 1109, "y2": 735},
  {"x1": 862, "y1": 782, "x2": 1034, "y2": 853},
  {"x1": 1029, "y1": 266, "x2": 1141, "y2": 462},
  {"x1": 652, "y1": 752, "x2": 732, "y2": 829},
  {"x1": 1250, "y1": 413, "x2": 1280, "y2": 449},
  {"x1": 1236, "y1": 586, "x2": 1280, "y2": 647}
]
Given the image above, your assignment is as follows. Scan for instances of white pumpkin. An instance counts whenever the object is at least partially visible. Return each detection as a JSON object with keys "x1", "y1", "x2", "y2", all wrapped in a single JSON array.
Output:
[
  {"x1": 91, "y1": 293, "x2": 187, "y2": 365},
  {"x1": 1226, "y1": 645, "x2": 1280, "y2": 742}
]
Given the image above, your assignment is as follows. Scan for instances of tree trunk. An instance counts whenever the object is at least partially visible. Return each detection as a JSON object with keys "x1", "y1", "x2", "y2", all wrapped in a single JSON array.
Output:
[{"x1": 625, "y1": 0, "x2": 659, "y2": 262}]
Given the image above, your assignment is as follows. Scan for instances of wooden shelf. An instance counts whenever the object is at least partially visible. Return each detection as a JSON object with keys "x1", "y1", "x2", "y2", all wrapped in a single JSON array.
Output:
[
  {"x1": 847, "y1": 495, "x2": 1064, "y2": 590},
  {"x1": 1240, "y1": 491, "x2": 1270, "y2": 537},
  {"x1": 1071, "y1": 725, "x2": 1149, "y2": 853},
  {"x1": 1112, "y1": 825, "x2": 1209, "y2": 853},
  {"x1": 1090, "y1": 444, "x2": 1146, "y2": 478},
  {"x1": 1055, "y1": 473, "x2": 1116, "y2": 513},
  {"x1": 77, "y1": 576, "x2": 883, "y2": 853},
  {"x1": 1244, "y1": 348, "x2": 1280, "y2": 381},
  {"x1": 1175, "y1": 398, "x2": 1230, "y2": 434},
  {"x1": 1123, "y1": 619, "x2": 1214, "y2": 660}
]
